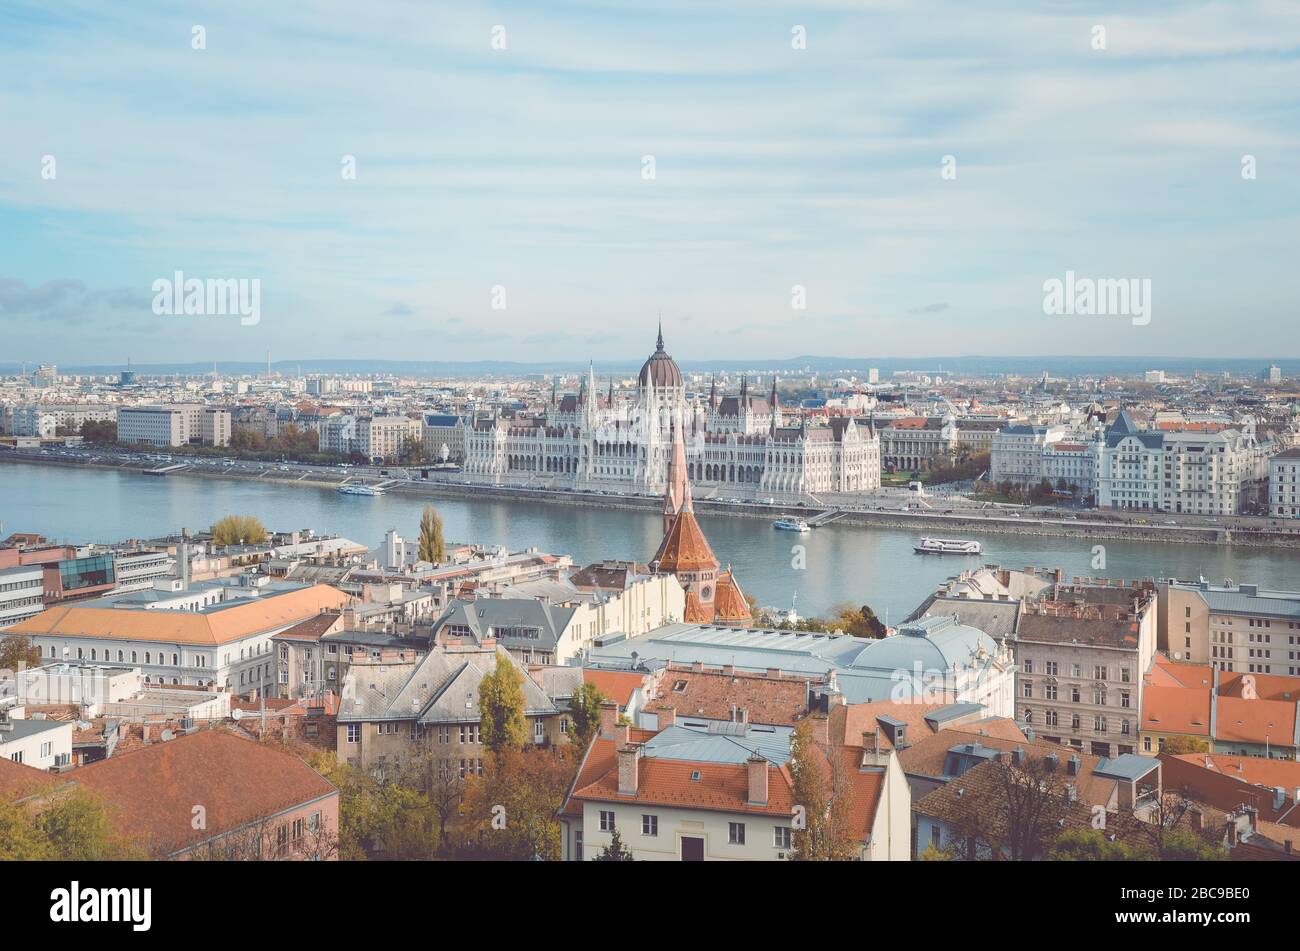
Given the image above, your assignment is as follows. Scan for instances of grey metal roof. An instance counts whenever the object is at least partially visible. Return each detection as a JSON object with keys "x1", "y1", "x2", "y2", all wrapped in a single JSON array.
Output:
[
  {"x1": 641, "y1": 721, "x2": 793, "y2": 766},
  {"x1": 0, "y1": 718, "x2": 72, "y2": 743},
  {"x1": 1199, "y1": 591, "x2": 1300, "y2": 620},
  {"x1": 1093, "y1": 753, "x2": 1160, "y2": 781},
  {"x1": 433, "y1": 597, "x2": 579, "y2": 651}
]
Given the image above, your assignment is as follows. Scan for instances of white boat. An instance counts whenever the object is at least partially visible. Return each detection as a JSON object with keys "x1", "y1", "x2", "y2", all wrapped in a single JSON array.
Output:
[
  {"x1": 914, "y1": 537, "x2": 981, "y2": 555},
  {"x1": 337, "y1": 484, "x2": 385, "y2": 497},
  {"x1": 773, "y1": 517, "x2": 811, "y2": 533}
]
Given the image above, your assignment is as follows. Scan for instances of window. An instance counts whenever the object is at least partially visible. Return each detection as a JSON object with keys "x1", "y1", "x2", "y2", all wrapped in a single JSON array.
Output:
[
  {"x1": 774, "y1": 826, "x2": 792, "y2": 849},
  {"x1": 642, "y1": 814, "x2": 658, "y2": 836},
  {"x1": 600, "y1": 810, "x2": 615, "y2": 832},
  {"x1": 534, "y1": 719, "x2": 545, "y2": 741},
  {"x1": 346, "y1": 724, "x2": 360, "y2": 743},
  {"x1": 728, "y1": 822, "x2": 745, "y2": 845},
  {"x1": 1022, "y1": 681, "x2": 1033, "y2": 698}
]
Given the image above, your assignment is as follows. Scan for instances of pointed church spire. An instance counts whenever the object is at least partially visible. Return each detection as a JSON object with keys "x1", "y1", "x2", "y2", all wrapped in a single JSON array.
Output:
[{"x1": 656, "y1": 316, "x2": 664, "y2": 352}]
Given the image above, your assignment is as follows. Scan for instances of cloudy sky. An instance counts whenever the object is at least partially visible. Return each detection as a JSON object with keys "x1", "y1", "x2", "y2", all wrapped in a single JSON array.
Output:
[{"x1": 1, "y1": 0, "x2": 1297, "y2": 365}]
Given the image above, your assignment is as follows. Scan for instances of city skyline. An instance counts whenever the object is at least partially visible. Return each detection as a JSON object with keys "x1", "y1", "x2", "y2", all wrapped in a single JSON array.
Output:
[{"x1": 2, "y1": 1, "x2": 1298, "y2": 364}]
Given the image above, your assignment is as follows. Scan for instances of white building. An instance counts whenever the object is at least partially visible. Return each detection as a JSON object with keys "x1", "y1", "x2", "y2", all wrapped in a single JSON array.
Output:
[
  {"x1": 0, "y1": 566, "x2": 45, "y2": 629},
  {"x1": 1270, "y1": 448, "x2": 1300, "y2": 517},
  {"x1": 118, "y1": 404, "x2": 232, "y2": 447},
  {"x1": 989, "y1": 425, "x2": 1066, "y2": 487},
  {"x1": 464, "y1": 330, "x2": 881, "y2": 498},
  {"x1": 0, "y1": 712, "x2": 73, "y2": 770}
]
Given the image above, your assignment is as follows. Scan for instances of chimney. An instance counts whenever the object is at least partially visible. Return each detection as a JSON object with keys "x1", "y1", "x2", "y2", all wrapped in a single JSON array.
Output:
[
  {"x1": 1011, "y1": 746, "x2": 1025, "y2": 766},
  {"x1": 1067, "y1": 755, "x2": 1081, "y2": 776},
  {"x1": 658, "y1": 706, "x2": 676, "y2": 729},
  {"x1": 598, "y1": 700, "x2": 620, "y2": 741},
  {"x1": 142, "y1": 724, "x2": 152, "y2": 745},
  {"x1": 746, "y1": 753, "x2": 769, "y2": 805},
  {"x1": 617, "y1": 744, "x2": 640, "y2": 795}
]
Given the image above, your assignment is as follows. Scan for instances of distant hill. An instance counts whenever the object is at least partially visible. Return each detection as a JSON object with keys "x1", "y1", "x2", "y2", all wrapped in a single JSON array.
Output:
[{"x1": 3, "y1": 356, "x2": 1295, "y2": 379}]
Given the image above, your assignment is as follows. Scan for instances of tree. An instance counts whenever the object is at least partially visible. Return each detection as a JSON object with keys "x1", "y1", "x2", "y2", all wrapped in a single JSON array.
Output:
[
  {"x1": 0, "y1": 799, "x2": 52, "y2": 860},
  {"x1": 1049, "y1": 827, "x2": 1148, "y2": 861},
  {"x1": 454, "y1": 746, "x2": 575, "y2": 860},
  {"x1": 79, "y1": 418, "x2": 117, "y2": 445},
  {"x1": 827, "y1": 603, "x2": 887, "y2": 639},
  {"x1": 1161, "y1": 735, "x2": 1209, "y2": 755},
  {"x1": 0, "y1": 635, "x2": 43, "y2": 672},
  {"x1": 788, "y1": 719, "x2": 856, "y2": 861},
  {"x1": 306, "y1": 751, "x2": 432, "y2": 860},
  {"x1": 595, "y1": 828, "x2": 635, "y2": 861},
  {"x1": 34, "y1": 788, "x2": 142, "y2": 860},
  {"x1": 210, "y1": 514, "x2": 267, "y2": 547},
  {"x1": 478, "y1": 654, "x2": 528, "y2": 757},
  {"x1": 417, "y1": 505, "x2": 446, "y2": 565},
  {"x1": 569, "y1": 682, "x2": 605, "y2": 751}
]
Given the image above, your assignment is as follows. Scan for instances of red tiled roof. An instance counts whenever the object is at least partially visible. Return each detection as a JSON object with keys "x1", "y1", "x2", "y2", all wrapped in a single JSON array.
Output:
[
  {"x1": 73, "y1": 730, "x2": 336, "y2": 856},
  {"x1": 583, "y1": 670, "x2": 647, "y2": 708}
]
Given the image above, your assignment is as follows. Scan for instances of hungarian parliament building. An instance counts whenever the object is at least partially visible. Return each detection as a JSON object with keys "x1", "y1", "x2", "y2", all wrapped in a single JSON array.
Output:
[{"x1": 462, "y1": 330, "x2": 882, "y2": 497}]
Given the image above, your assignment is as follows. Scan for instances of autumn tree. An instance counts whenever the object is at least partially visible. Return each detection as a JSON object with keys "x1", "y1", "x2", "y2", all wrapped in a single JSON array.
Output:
[
  {"x1": 0, "y1": 635, "x2": 43, "y2": 672},
  {"x1": 210, "y1": 514, "x2": 268, "y2": 547},
  {"x1": 1160, "y1": 735, "x2": 1209, "y2": 755},
  {"x1": 33, "y1": 788, "x2": 142, "y2": 860},
  {"x1": 455, "y1": 746, "x2": 575, "y2": 860},
  {"x1": 787, "y1": 719, "x2": 857, "y2": 861},
  {"x1": 417, "y1": 505, "x2": 446, "y2": 565},
  {"x1": 478, "y1": 653, "x2": 528, "y2": 757},
  {"x1": 1049, "y1": 827, "x2": 1148, "y2": 861}
]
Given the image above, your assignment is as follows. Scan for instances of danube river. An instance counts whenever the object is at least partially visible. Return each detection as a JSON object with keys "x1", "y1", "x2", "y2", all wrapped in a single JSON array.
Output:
[{"x1": 4, "y1": 462, "x2": 1299, "y2": 621}]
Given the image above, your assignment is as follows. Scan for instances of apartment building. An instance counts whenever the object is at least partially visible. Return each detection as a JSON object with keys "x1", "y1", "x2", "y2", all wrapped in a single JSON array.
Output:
[
  {"x1": 422, "y1": 413, "x2": 466, "y2": 463},
  {"x1": 11, "y1": 403, "x2": 116, "y2": 438},
  {"x1": 112, "y1": 549, "x2": 173, "y2": 593},
  {"x1": 558, "y1": 702, "x2": 911, "y2": 861},
  {"x1": 357, "y1": 414, "x2": 422, "y2": 463},
  {"x1": 1270, "y1": 447, "x2": 1300, "y2": 516},
  {"x1": 1161, "y1": 580, "x2": 1300, "y2": 675},
  {"x1": 1141, "y1": 656, "x2": 1300, "y2": 759},
  {"x1": 989, "y1": 424, "x2": 1066, "y2": 487},
  {"x1": 0, "y1": 565, "x2": 45, "y2": 628},
  {"x1": 432, "y1": 568, "x2": 687, "y2": 666},
  {"x1": 1014, "y1": 582, "x2": 1158, "y2": 758},
  {"x1": 335, "y1": 641, "x2": 565, "y2": 775}
]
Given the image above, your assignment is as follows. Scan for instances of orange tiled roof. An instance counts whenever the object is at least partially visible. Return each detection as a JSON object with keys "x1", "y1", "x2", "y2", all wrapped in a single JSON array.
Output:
[
  {"x1": 712, "y1": 570, "x2": 751, "y2": 625},
  {"x1": 651, "y1": 509, "x2": 718, "y2": 574},
  {"x1": 1141, "y1": 684, "x2": 1212, "y2": 737},
  {"x1": 1215, "y1": 695, "x2": 1297, "y2": 746},
  {"x1": 583, "y1": 670, "x2": 647, "y2": 708},
  {"x1": 8, "y1": 585, "x2": 351, "y2": 646},
  {"x1": 73, "y1": 730, "x2": 337, "y2": 856}
]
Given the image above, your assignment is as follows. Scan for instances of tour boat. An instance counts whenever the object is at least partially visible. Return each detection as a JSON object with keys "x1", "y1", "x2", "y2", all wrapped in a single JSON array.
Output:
[
  {"x1": 914, "y1": 537, "x2": 981, "y2": 555},
  {"x1": 773, "y1": 517, "x2": 811, "y2": 533},
  {"x1": 337, "y1": 484, "x2": 385, "y2": 497}
]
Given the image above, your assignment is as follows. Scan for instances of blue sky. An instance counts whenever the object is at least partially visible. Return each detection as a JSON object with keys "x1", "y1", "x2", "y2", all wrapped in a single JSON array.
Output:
[{"x1": 1, "y1": 0, "x2": 1298, "y2": 365}]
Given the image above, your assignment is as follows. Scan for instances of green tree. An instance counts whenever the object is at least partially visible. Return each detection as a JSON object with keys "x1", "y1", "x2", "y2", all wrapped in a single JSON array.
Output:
[
  {"x1": 1049, "y1": 827, "x2": 1148, "y2": 861},
  {"x1": 917, "y1": 842, "x2": 955, "y2": 861},
  {"x1": 78, "y1": 418, "x2": 117, "y2": 445},
  {"x1": 210, "y1": 514, "x2": 268, "y2": 547},
  {"x1": 569, "y1": 682, "x2": 605, "y2": 751},
  {"x1": 35, "y1": 788, "x2": 141, "y2": 860},
  {"x1": 1159, "y1": 827, "x2": 1226, "y2": 861},
  {"x1": 417, "y1": 505, "x2": 446, "y2": 565},
  {"x1": 595, "y1": 828, "x2": 635, "y2": 861},
  {"x1": 0, "y1": 635, "x2": 43, "y2": 672},
  {"x1": 479, "y1": 654, "x2": 528, "y2": 757},
  {"x1": 0, "y1": 799, "x2": 52, "y2": 860}
]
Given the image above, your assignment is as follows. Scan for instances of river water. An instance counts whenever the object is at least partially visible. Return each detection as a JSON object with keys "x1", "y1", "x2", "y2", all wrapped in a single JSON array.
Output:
[{"x1": 3, "y1": 462, "x2": 1298, "y2": 621}]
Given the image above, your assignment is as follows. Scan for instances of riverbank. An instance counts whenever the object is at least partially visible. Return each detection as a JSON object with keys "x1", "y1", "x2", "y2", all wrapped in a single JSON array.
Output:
[{"x1": 4, "y1": 450, "x2": 1298, "y2": 549}]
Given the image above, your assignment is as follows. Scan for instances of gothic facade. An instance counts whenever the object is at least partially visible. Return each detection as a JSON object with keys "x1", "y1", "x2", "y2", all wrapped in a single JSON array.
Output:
[{"x1": 461, "y1": 330, "x2": 882, "y2": 497}]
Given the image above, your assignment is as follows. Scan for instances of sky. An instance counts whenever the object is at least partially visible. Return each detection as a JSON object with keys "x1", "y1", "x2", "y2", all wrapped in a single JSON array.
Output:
[{"x1": 1, "y1": 0, "x2": 1298, "y2": 366}]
